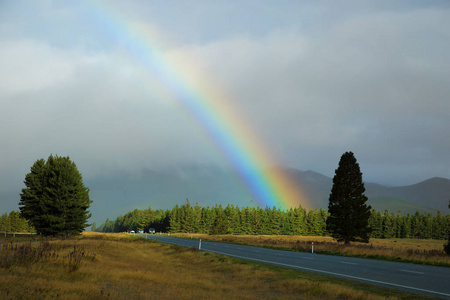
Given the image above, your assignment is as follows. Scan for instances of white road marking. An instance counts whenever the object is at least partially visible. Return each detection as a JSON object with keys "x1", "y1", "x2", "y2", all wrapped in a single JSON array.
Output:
[
  {"x1": 302, "y1": 257, "x2": 314, "y2": 260},
  {"x1": 399, "y1": 269, "x2": 425, "y2": 275},
  {"x1": 205, "y1": 249, "x2": 450, "y2": 298},
  {"x1": 341, "y1": 261, "x2": 357, "y2": 265},
  {"x1": 146, "y1": 236, "x2": 448, "y2": 298}
]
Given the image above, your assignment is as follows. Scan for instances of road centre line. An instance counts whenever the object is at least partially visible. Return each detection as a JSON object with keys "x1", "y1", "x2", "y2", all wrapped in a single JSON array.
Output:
[
  {"x1": 341, "y1": 261, "x2": 357, "y2": 265},
  {"x1": 203, "y1": 248, "x2": 450, "y2": 298}
]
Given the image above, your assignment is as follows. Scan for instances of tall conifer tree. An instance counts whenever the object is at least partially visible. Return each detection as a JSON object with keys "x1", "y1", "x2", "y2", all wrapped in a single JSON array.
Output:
[
  {"x1": 326, "y1": 152, "x2": 371, "y2": 244},
  {"x1": 19, "y1": 154, "x2": 91, "y2": 236}
]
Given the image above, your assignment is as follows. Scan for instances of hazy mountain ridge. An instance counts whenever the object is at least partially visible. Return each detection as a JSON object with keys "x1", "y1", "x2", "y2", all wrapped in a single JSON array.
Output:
[
  {"x1": 284, "y1": 169, "x2": 449, "y2": 213},
  {"x1": 86, "y1": 166, "x2": 450, "y2": 223}
]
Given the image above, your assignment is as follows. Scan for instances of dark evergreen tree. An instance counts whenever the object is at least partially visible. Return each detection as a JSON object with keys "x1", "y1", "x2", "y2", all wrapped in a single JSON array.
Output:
[
  {"x1": 211, "y1": 210, "x2": 227, "y2": 235},
  {"x1": 199, "y1": 207, "x2": 211, "y2": 233},
  {"x1": 382, "y1": 210, "x2": 395, "y2": 238},
  {"x1": 444, "y1": 201, "x2": 450, "y2": 255},
  {"x1": 180, "y1": 199, "x2": 194, "y2": 233},
  {"x1": 224, "y1": 204, "x2": 236, "y2": 234},
  {"x1": 433, "y1": 212, "x2": 444, "y2": 240},
  {"x1": 0, "y1": 213, "x2": 9, "y2": 232},
  {"x1": 401, "y1": 214, "x2": 411, "y2": 238},
  {"x1": 291, "y1": 206, "x2": 306, "y2": 235},
  {"x1": 326, "y1": 152, "x2": 371, "y2": 244},
  {"x1": 240, "y1": 207, "x2": 252, "y2": 234},
  {"x1": 269, "y1": 206, "x2": 281, "y2": 235},
  {"x1": 102, "y1": 218, "x2": 113, "y2": 232},
  {"x1": 280, "y1": 211, "x2": 291, "y2": 235},
  {"x1": 394, "y1": 212, "x2": 403, "y2": 238},
  {"x1": 19, "y1": 158, "x2": 46, "y2": 230},
  {"x1": 368, "y1": 210, "x2": 382, "y2": 238},
  {"x1": 19, "y1": 155, "x2": 91, "y2": 236},
  {"x1": 169, "y1": 205, "x2": 180, "y2": 233}
]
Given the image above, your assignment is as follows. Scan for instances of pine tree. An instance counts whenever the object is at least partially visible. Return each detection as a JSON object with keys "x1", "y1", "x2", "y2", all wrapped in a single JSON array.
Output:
[
  {"x1": 169, "y1": 205, "x2": 180, "y2": 233},
  {"x1": 326, "y1": 152, "x2": 372, "y2": 244},
  {"x1": 433, "y1": 212, "x2": 444, "y2": 240},
  {"x1": 368, "y1": 210, "x2": 382, "y2": 238},
  {"x1": 269, "y1": 206, "x2": 281, "y2": 235},
  {"x1": 211, "y1": 209, "x2": 227, "y2": 235},
  {"x1": 19, "y1": 155, "x2": 91, "y2": 236},
  {"x1": 291, "y1": 206, "x2": 306, "y2": 235},
  {"x1": 306, "y1": 209, "x2": 319, "y2": 235},
  {"x1": 240, "y1": 207, "x2": 251, "y2": 234},
  {"x1": 444, "y1": 201, "x2": 450, "y2": 255},
  {"x1": 0, "y1": 212, "x2": 11, "y2": 232},
  {"x1": 411, "y1": 212, "x2": 422, "y2": 238},
  {"x1": 382, "y1": 210, "x2": 395, "y2": 238},
  {"x1": 401, "y1": 214, "x2": 411, "y2": 238},
  {"x1": 180, "y1": 199, "x2": 193, "y2": 233}
]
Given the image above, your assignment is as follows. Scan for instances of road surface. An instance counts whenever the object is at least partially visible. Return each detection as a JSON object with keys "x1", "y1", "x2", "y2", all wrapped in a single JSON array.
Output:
[{"x1": 139, "y1": 234, "x2": 450, "y2": 299}]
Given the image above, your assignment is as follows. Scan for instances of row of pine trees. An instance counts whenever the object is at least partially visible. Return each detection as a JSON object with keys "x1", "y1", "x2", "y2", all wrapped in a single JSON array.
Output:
[
  {"x1": 97, "y1": 200, "x2": 450, "y2": 240},
  {"x1": 0, "y1": 211, "x2": 35, "y2": 233}
]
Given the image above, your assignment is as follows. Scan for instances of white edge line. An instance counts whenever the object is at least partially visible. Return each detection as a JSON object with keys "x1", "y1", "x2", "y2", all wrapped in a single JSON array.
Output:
[
  {"x1": 145, "y1": 236, "x2": 448, "y2": 298},
  {"x1": 204, "y1": 248, "x2": 450, "y2": 298},
  {"x1": 399, "y1": 269, "x2": 425, "y2": 275}
]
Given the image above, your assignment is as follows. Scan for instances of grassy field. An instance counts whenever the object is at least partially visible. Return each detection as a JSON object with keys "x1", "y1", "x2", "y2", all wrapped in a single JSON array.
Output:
[
  {"x1": 0, "y1": 232, "x2": 429, "y2": 299},
  {"x1": 175, "y1": 234, "x2": 450, "y2": 267}
]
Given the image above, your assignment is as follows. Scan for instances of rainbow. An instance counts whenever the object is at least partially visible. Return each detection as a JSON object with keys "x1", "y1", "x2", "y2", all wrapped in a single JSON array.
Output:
[{"x1": 85, "y1": 1, "x2": 311, "y2": 210}]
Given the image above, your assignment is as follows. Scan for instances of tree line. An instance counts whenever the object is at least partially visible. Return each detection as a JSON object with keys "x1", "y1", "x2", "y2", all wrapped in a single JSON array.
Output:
[
  {"x1": 0, "y1": 210, "x2": 35, "y2": 233},
  {"x1": 96, "y1": 200, "x2": 450, "y2": 240}
]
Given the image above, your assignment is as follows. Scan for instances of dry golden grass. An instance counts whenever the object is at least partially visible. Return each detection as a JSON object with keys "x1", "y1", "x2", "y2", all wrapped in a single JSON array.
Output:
[
  {"x1": 0, "y1": 232, "x2": 411, "y2": 299},
  {"x1": 175, "y1": 234, "x2": 450, "y2": 266}
]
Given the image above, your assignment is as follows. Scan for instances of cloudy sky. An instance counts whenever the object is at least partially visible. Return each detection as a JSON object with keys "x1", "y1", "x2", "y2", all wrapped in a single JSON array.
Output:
[{"x1": 1, "y1": 0, "x2": 449, "y2": 212}]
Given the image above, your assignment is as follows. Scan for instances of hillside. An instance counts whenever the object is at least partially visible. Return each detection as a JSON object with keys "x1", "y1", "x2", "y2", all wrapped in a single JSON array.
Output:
[{"x1": 86, "y1": 166, "x2": 449, "y2": 223}]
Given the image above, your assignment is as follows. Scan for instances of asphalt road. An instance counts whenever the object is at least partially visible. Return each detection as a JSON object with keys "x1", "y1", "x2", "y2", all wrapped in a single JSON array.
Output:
[{"x1": 138, "y1": 234, "x2": 450, "y2": 299}]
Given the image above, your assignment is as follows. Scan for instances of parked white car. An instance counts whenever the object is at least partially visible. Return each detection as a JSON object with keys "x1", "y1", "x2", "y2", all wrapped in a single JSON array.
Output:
[
  {"x1": 149, "y1": 228, "x2": 155, "y2": 234},
  {"x1": 130, "y1": 230, "x2": 135, "y2": 234}
]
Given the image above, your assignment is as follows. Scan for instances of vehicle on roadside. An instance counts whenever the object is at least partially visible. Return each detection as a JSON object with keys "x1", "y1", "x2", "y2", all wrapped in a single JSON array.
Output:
[
  {"x1": 130, "y1": 230, "x2": 135, "y2": 234},
  {"x1": 138, "y1": 229, "x2": 144, "y2": 234},
  {"x1": 149, "y1": 228, "x2": 155, "y2": 234}
]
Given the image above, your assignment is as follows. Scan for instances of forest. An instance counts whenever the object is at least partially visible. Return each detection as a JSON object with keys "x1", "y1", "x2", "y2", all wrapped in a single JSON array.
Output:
[
  {"x1": 96, "y1": 200, "x2": 450, "y2": 240},
  {"x1": 0, "y1": 211, "x2": 34, "y2": 233}
]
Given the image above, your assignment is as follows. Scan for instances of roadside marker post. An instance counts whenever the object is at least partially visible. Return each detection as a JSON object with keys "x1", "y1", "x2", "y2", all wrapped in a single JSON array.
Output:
[
  {"x1": 312, "y1": 242, "x2": 314, "y2": 254},
  {"x1": 199, "y1": 239, "x2": 202, "y2": 250}
]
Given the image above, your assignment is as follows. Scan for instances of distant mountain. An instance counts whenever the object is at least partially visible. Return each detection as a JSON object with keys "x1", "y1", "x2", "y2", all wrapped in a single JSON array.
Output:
[
  {"x1": 282, "y1": 169, "x2": 449, "y2": 213},
  {"x1": 367, "y1": 196, "x2": 438, "y2": 215},
  {"x1": 86, "y1": 166, "x2": 450, "y2": 223}
]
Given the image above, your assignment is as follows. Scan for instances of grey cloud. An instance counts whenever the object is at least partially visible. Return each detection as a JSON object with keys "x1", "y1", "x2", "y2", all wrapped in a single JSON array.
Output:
[
  {"x1": 1, "y1": 0, "x2": 449, "y2": 215},
  {"x1": 180, "y1": 7, "x2": 450, "y2": 184}
]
